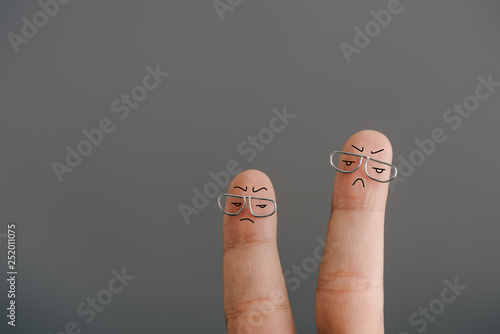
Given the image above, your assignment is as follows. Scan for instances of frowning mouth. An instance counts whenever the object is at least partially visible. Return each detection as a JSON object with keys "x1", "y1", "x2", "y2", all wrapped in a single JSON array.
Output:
[
  {"x1": 352, "y1": 178, "x2": 365, "y2": 188},
  {"x1": 240, "y1": 218, "x2": 255, "y2": 224}
]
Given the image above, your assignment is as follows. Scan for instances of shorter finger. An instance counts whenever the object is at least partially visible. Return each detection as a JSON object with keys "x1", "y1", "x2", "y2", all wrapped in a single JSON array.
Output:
[{"x1": 222, "y1": 169, "x2": 295, "y2": 333}]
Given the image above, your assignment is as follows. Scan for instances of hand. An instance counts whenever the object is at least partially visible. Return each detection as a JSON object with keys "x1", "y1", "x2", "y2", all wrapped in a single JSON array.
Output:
[{"x1": 222, "y1": 130, "x2": 393, "y2": 333}]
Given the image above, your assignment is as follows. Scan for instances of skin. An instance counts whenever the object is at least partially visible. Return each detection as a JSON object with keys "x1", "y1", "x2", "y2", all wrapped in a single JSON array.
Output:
[{"x1": 222, "y1": 130, "x2": 393, "y2": 333}]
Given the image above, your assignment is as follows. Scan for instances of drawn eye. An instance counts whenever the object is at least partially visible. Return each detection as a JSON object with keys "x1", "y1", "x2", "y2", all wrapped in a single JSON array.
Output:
[
  {"x1": 256, "y1": 204, "x2": 267, "y2": 209},
  {"x1": 231, "y1": 202, "x2": 242, "y2": 207},
  {"x1": 373, "y1": 167, "x2": 385, "y2": 174},
  {"x1": 343, "y1": 160, "x2": 355, "y2": 167}
]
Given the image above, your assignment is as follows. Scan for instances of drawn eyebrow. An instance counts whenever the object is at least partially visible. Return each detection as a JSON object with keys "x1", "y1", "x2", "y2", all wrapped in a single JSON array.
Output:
[
  {"x1": 252, "y1": 187, "x2": 268, "y2": 193},
  {"x1": 352, "y1": 145, "x2": 364, "y2": 152},
  {"x1": 234, "y1": 186, "x2": 247, "y2": 191},
  {"x1": 370, "y1": 149, "x2": 384, "y2": 154}
]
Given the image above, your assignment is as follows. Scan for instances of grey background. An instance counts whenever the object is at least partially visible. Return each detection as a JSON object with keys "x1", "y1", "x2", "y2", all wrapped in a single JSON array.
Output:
[{"x1": 1, "y1": 0, "x2": 499, "y2": 333}]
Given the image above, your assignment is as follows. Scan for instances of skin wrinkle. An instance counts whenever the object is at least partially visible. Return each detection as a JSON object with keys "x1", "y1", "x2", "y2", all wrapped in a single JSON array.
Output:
[
  {"x1": 225, "y1": 281, "x2": 293, "y2": 331},
  {"x1": 225, "y1": 303, "x2": 291, "y2": 322},
  {"x1": 317, "y1": 271, "x2": 383, "y2": 293},
  {"x1": 225, "y1": 286, "x2": 291, "y2": 316},
  {"x1": 223, "y1": 237, "x2": 275, "y2": 253}
]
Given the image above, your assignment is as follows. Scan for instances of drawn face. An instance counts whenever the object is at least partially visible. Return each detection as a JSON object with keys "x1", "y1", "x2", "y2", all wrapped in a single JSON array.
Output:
[
  {"x1": 348, "y1": 145, "x2": 387, "y2": 188},
  {"x1": 330, "y1": 144, "x2": 396, "y2": 189},
  {"x1": 218, "y1": 186, "x2": 276, "y2": 223}
]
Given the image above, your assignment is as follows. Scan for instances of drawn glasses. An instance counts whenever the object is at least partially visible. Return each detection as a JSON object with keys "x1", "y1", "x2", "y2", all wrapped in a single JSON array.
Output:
[
  {"x1": 329, "y1": 151, "x2": 398, "y2": 183},
  {"x1": 217, "y1": 194, "x2": 277, "y2": 217}
]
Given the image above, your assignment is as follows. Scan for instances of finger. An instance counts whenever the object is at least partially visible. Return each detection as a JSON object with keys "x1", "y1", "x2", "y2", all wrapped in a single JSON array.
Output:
[
  {"x1": 222, "y1": 169, "x2": 295, "y2": 334},
  {"x1": 316, "y1": 130, "x2": 393, "y2": 334}
]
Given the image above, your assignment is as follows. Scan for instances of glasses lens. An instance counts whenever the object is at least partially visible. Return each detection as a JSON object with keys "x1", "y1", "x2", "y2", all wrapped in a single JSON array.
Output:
[
  {"x1": 220, "y1": 195, "x2": 244, "y2": 215},
  {"x1": 331, "y1": 152, "x2": 362, "y2": 172},
  {"x1": 250, "y1": 198, "x2": 275, "y2": 217},
  {"x1": 366, "y1": 159, "x2": 396, "y2": 182}
]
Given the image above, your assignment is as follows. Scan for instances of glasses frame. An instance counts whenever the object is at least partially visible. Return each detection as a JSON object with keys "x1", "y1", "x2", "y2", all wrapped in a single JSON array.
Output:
[
  {"x1": 329, "y1": 151, "x2": 398, "y2": 183},
  {"x1": 217, "y1": 193, "x2": 277, "y2": 218}
]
